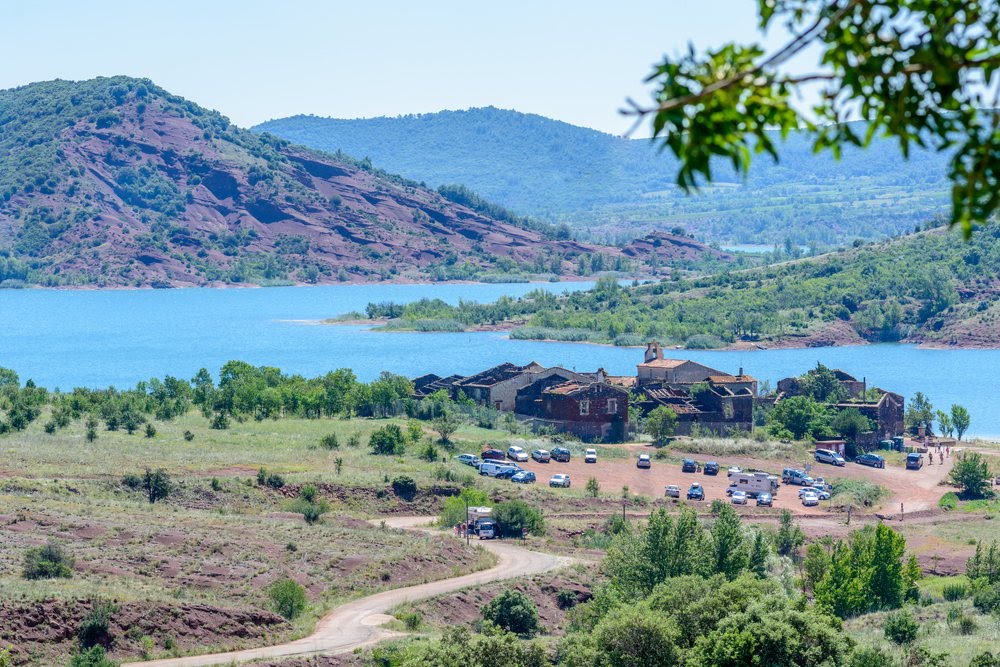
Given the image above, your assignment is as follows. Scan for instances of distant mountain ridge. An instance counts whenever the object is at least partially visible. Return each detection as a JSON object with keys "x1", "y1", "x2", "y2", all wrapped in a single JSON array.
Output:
[
  {"x1": 1, "y1": 78, "x2": 722, "y2": 288},
  {"x1": 254, "y1": 108, "x2": 952, "y2": 246}
]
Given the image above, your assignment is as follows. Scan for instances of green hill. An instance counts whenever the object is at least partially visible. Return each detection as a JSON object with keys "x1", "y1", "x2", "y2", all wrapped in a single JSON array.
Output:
[
  {"x1": 364, "y1": 225, "x2": 1000, "y2": 349},
  {"x1": 253, "y1": 108, "x2": 951, "y2": 247}
]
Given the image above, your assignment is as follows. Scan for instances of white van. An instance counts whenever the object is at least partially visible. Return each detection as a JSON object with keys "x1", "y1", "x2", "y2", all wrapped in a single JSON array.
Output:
[{"x1": 479, "y1": 461, "x2": 514, "y2": 477}]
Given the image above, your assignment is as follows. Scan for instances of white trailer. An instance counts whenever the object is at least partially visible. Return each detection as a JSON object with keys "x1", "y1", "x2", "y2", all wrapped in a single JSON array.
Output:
[{"x1": 729, "y1": 472, "x2": 777, "y2": 498}]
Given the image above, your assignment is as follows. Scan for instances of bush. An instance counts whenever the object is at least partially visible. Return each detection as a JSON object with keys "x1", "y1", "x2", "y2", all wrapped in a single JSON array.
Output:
[
  {"x1": 949, "y1": 452, "x2": 994, "y2": 498},
  {"x1": 942, "y1": 582, "x2": 968, "y2": 601},
  {"x1": 23, "y1": 542, "x2": 74, "y2": 580},
  {"x1": 685, "y1": 334, "x2": 723, "y2": 349},
  {"x1": 848, "y1": 646, "x2": 896, "y2": 667},
  {"x1": 268, "y1": 578, "x2": 307, "y2": 620},
  {"x1": 391, "y1": 475, "x2": 418, "y2": 500},
  {"x1": 482, "y1": 589, "x2": 539, "y2": 637},
  {"x1": 69, "y1": 646, "x2": 116, "y2": 667},
  {"x1": 397, "y1": 610, "x2": 422, "y2": 631},
  {"x1": 883, "y1": 609, "x2": 918, "y2": 644},
  {"x1": 370, "y1": 424, "x2": 406, "y2": 455},
  {"x1": 121, "y1": 474, "x2": 141, "y2": 489},
  {"x1": 144, "y1": 423, "x2": 156, "y2": 438},
  {"x1": 320, "y1": 433, "x2": 339, "y2": 450},
  {"x1": 939, "y1": 492, "x2": 959, "y2": 510},
  {"x1": 493, "y1": 500, "x2": 545, "y2": 538},
  {"x1": 210, "y1": 477, "x2": 222, "y2": 492},
  {"x1": 831, "y1": 478, "x2": 890, "y2": 508},
  {"x1": 972, "y1": 581, "x2": 1000, "y2": 614},
  {"x1": 266, "y1": 473, "x2": 285, "y2": 489},
  {"x1": 556, "y1": 589, "x2": 579, "y2": 610},
  {"x1": 183, "y1": 430, "x2": 194, "y2": 441},
  {"x1": 299, "y1": 484, "x2": 318, "y2": 503},
  {"x1": 77, "y1": 600, "x2": 118, "y2": 648},
  {"x1": 211, "y1": 412, "x2": 230, "y2": 430},
  {"x1": 419, "y1": 441, "x2": 439, "y2": 462}
]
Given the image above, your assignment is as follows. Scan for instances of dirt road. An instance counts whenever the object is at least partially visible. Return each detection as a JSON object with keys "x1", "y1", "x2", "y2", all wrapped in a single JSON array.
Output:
[{"x1": 124, "y1": 517, "x2": 573, "y2": 667}]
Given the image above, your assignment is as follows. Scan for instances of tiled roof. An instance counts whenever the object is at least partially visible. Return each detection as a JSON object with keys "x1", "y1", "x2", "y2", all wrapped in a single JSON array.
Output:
[
  {"x1": 637, "y1": 358, "x2": 688, "y2": 369},
  {"x1": 707, "y1": 374, "x2": 756, "y2": 383},
  {"x1": 607, "y1": 376, "x2": 637, "y2": 388}
]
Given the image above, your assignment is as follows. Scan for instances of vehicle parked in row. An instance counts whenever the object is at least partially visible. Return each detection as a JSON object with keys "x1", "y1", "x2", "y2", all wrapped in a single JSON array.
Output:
[
  {"x1": 728, "y1": 471, "x2": 778, "y2": 498},
  {"x1": 906, "y1": 452, "x2": 925, "y2": 470},
  {"x1": 731, "y1": 490, "x2": 748, "y2": 505},
  {"x1": 507, "y1": 446, "x2": 529, "y2": 462},
  {"x1": 703, "y1": 461, "x2": 720, "y2": 475},
  {"x1": 782, "y1": 468, "x2": 814, "y2": 486},
  {"x1": 481, "y1": 448, "x2": 505, "y2": 461},
  {"x1": 665, "y1": 485, "x2": 680, "y2": 498},
  {"x1": 585, "y1": 448, "x2": 598, "y2": 463},
  {"x1": 511, "y1": 470, "x2": 536, "y2": 484},
  {"x1": 801, "y1": 491, "x2": 819, "y2": 507},
  {"x1": 456, "y1": 454, "x2": 481, "y2": 467},
  {"x1": 799, "y1": 486, "x2": 830, "y2": 501},
  {"x1": 687, "y1": 483, "x2": 705, "y2": 500},
  {"x1": 475, "y1": 518, "x2": 497, "y2": 539},
  {"x1": 549, "y1": 473, "x2": 571, "y2": 488},
  {"x1": 637, "y1": 454, "x2": 651, "y2": 469},
  {"x1": 856, "y1": 453, "x2": 886, "y2": 468},
  {"x1": 531, "y1": 449, "x2": 551, "y2": 463},
  {"x1": 682, "y1": 459, "x2": 698, "y2": 473},
  {"x1": 815, "y1": 449, "x2": 846, "y2": 466},
  {"x1": 728, "y1": 466, "x2": 743, "y2": 477},
  {"x1": 551, "y1": 447, "x2": 572, "y2": 462},
  {"x1": 479, "y1": 461, "x2": 509, "y2": 477},
  {"x1": 496, "y1": 465, "x2": 523, "y2": 479},
  {"x1": 756, "y1": 492, "x2": 773, "y2": 507}
]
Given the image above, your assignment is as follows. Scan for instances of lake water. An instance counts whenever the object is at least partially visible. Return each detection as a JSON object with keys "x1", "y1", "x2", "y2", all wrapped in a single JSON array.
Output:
[{"x1": 2, "y1": 282, "x2": 999, "y2": 437}]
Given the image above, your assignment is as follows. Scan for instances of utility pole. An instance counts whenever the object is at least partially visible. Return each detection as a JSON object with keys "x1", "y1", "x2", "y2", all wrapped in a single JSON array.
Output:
[{"x1": 464, "y1": 497, "x2": 470, "y2": 546}]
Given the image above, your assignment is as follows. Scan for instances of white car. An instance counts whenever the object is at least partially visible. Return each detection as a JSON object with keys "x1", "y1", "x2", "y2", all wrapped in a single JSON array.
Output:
[
  {"x1": 665, "y1": 485, "x2": 680, "y2": 498},
  {"x1": 585, "y1": 448, "x2": 598, "y2": 463},
  {"x1": 531, "y1": 449, "x2": 551, "y2": 462},
  {"x1": 506, "y1": 446, "x2": 529, "y2": 462},
  {"x1": 549, "y1": 473, "x2": 571, "y2": 488},
  {"x1": 801, "y1": 491, "x2": 819, "y2": 507},
  {"x1": 799, "y1": 486, "x2": 831, "y2": 501},
  {"x1": 727, "y1": 466, "x2": 743, "y2": 477},
  {"x1": 637, "y1": 454, "x2": 651, "y2": 468},
  {"x1": 731, "y1": 490, "x2": 748, "y2": 505}
]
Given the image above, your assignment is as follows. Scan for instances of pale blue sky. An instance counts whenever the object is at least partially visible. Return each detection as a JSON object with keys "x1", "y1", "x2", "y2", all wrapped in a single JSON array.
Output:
[{"x1": 1, "y1": 1, "x2": 788, "y2": 134}]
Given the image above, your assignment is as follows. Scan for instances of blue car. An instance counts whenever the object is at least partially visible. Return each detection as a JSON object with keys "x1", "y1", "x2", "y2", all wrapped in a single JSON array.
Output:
[
  {"x1": 856, "y1": 453, "x2": 886, "y2": 469},
  {"x1": 495, "y1": 465, "x2": 522, "y2": 479},
  {"x1": 511, "y1": 471, "x2": 536, "y2": 484}
]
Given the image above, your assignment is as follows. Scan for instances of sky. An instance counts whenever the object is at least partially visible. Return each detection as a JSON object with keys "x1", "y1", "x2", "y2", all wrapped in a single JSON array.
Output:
[{"x1": 0, "y1": 1, "x2": 787, "y2": 134}]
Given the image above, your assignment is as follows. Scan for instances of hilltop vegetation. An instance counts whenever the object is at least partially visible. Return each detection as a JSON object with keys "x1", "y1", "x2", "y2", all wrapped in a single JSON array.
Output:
[
  {"x1": 254, "y1": 107, "x2": 951, "y2": 247},
  {"x1": 0, "y1": 77, "x2": 668, "y2": 288},
  {"x1": 362, "y1": 225, "x2": 1000, "y2": 349}
]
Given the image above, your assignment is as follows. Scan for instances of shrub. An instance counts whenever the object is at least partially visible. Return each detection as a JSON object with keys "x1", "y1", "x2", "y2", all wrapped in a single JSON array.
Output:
[
  {"x1": 268, "y1": 578, "x2": 307, "y2": 620},
  {"x1": 685, "y1": 334, "x2": 723, "y2": 349},
  {"x1": 23, "y1": 542, "x2": 74, "y2": 580},
  {"x1": 419, "y1": 441, "x2": 439, "y2": 462},
  {"x1": 266, "y1": 473, "x2": 285, "y2": 489},
  {"x1": 939, "y1": 492, "x2": 959, "y2": 510},
  {"x1": 69, "y1": 646, "x2": 116, "y2": 667},
  {"x1": 183, "y1": 430, "x2": 194, "y2": 441},
  {"x1": 831, "y1": 478, "x2": 890, "y2": 508},
  {"x1": 942, "y1": 582, "x2": 968, "y2": 601},
  {"x1": 883, "y1": 609, "x2": 918, "y2": 644},
  {"x1": 320, "y1": 433, "x2": 339, "y2": 450},
  {"x1": 972, "y1": 581, "x2": 1000, "y2": 614},
  {"x1": 397, "y1": 610, "x2": 422, "y2": 631},
  {"x1": 121, "y1": 474, "x2": 141, "y2": 489},
  {"x1": 391, "y1": 476, "x2": 417, "y2": 500},
  {"x1": 370, "y1": 424, "x2": 406, "y2": 455},
  {"x1": 493, "y1": 500, "x2": 545, "y2": 538},
  {"x1": 299, "y1": 484, "x2": 318, "y2": 503},
  {"x1": 141, "y1": 468, "x2": 171, "y2": 504},
  {"x1": 556, "y1": 589, "x2": 579, "y2": 610},
  {"x1": 585, "y1": 477, "x2": 600, "y2": 498},
  {"x1": 77, "y1": 600, "x2": 118, "y2": 648},
  {"x1": 144, "y1": 423, "x2": 156, "y2": 438},
  {"x1": 210, "y1": 477, "x2": 222, "y2": 492},
  {"x1": 482, "y1": 589, "x2": 539, "y2": 637},
  {"x1": 848, "y1": 646, "x2": 896, "y2": 667},
  {"x1": 210, "y1": 412, "x2": 230, "y2": 430},
  {"x1": 301, "y1": 504, "x2": 323, "y2": 525}
]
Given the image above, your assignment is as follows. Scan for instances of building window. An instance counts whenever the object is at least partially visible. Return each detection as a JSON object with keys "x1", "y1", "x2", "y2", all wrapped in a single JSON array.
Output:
[
  {"x1": 606, "y1": 399, "x2": 618, "y2": 414},
  {"x1": 579, "y1": 400, "x2": 590, "y2": 416}
]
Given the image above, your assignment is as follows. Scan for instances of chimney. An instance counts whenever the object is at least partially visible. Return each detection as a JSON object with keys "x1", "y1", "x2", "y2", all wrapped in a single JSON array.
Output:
[{"x1": 738, "y1": 367, "x2": 744, "y2": 377}]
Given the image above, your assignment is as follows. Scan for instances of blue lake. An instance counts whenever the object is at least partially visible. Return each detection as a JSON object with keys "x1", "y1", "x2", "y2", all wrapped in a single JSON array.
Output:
[{"x1": 2, "y1": 282, "x2": 999, "y2": 437}]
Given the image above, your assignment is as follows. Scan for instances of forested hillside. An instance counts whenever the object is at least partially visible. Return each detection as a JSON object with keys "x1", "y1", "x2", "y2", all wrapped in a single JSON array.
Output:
[
  {"x1": 254, "y1": 108, "x2": 951, "y2": 247},
  {"x1": 364, "y1": 225, "x2": 1000, "y2": 349},
  {"x1": 0, "y1": 78, "x2": 674, "y2": 288}
]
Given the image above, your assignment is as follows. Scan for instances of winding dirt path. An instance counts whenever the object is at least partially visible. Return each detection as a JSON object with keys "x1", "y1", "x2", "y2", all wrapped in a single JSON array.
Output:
[{"x1": 124, "y1": 517, "x2": 573, "y2": 667}]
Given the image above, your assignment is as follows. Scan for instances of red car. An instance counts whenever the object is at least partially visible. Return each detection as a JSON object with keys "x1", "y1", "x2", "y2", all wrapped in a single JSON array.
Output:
[{"x1": 481, "y1": 448, "x2": 505, "y2": 461}]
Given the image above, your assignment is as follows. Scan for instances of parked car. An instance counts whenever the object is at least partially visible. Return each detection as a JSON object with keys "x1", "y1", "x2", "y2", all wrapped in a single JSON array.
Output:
[
  {"x1": 456, "y1": 454, "x2": 481, "y2": 467},
  {"x1": 585, "y1": 448, "x2": 598, "y2": 463},
  {"x1": 731, "y1": 490, "x2": 748, "y2": 505},
  {"x1": 479, "y1": 461, "x2": 511, "y2": 477},
  {"x1": 687, "y1": 483, "x2": 705, "y2": 500},
  {"x1": 476, "y1": 519, "x2": 497, "y2": 539},
  {"x1": 799, "y1": 486, "x2": 830, "y2": 500},
  {"x1": 549, "y1": 473, "x2": 571, "y2": 488},
  {"x1": 728, "y1": 466, "x2": 743, "y2": 477},
  {"x1": 782, "y1": 468, "x2": 814, "y2": 486},
  {"x1": 481, "y1": 448, "x2": 505, "y2": 461},
  {"x1": 906, "y1": 452, "x2": 925, "y2": 470},
  {"x1": 856, "y1": 453, "x2": 886, "y2": 469},
  {"x1": 703, "y1": 461, "x2": 720, "y2": 475},
  {"x1": 756, "y1": 492, "x2": 773, "y2": 507},
  {"x1": 552, "y1": 447, "x2": 572, "y2": 462},
  {"x1": 801, "y1": 491, "x2": 820, "y2": 507},
  {"x1": 531, "y1": 449, "x2": 551, "y2": 463},
  {"x1": 665, "y1": 485, "x2": 681, "y2": 498},
  {"x1": 815, "y1": 449, "x2": 846, "y2": 466},
  {"x1": 495, "y1": 465, "x2": 522, "y2": 479},
  {"x1": 682, "y1": 458, "x2": 698, "y2": 473},
  {"x1": 507, "y1": 446, "x2": 529, "y2": 462},
  {"x1": 637, "y1": 454, "x2": 652, "y2": 469},
  {"x1": 725, "y1": 483, "x2": 739, "y2": 496},
  {"x1": 511, "y1": 471, "x2": 536, "y2": 484}
]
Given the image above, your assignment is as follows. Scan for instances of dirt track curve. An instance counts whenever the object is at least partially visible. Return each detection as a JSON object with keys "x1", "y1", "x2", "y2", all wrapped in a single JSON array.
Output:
[{"x1": 124, "y1": 517, "x2": 573, "y2": 667}]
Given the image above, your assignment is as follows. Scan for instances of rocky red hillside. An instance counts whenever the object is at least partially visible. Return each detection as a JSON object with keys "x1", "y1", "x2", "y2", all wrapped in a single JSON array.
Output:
[{"x1": 0, "y1": 77, "x2": 730, "y2": 288}]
